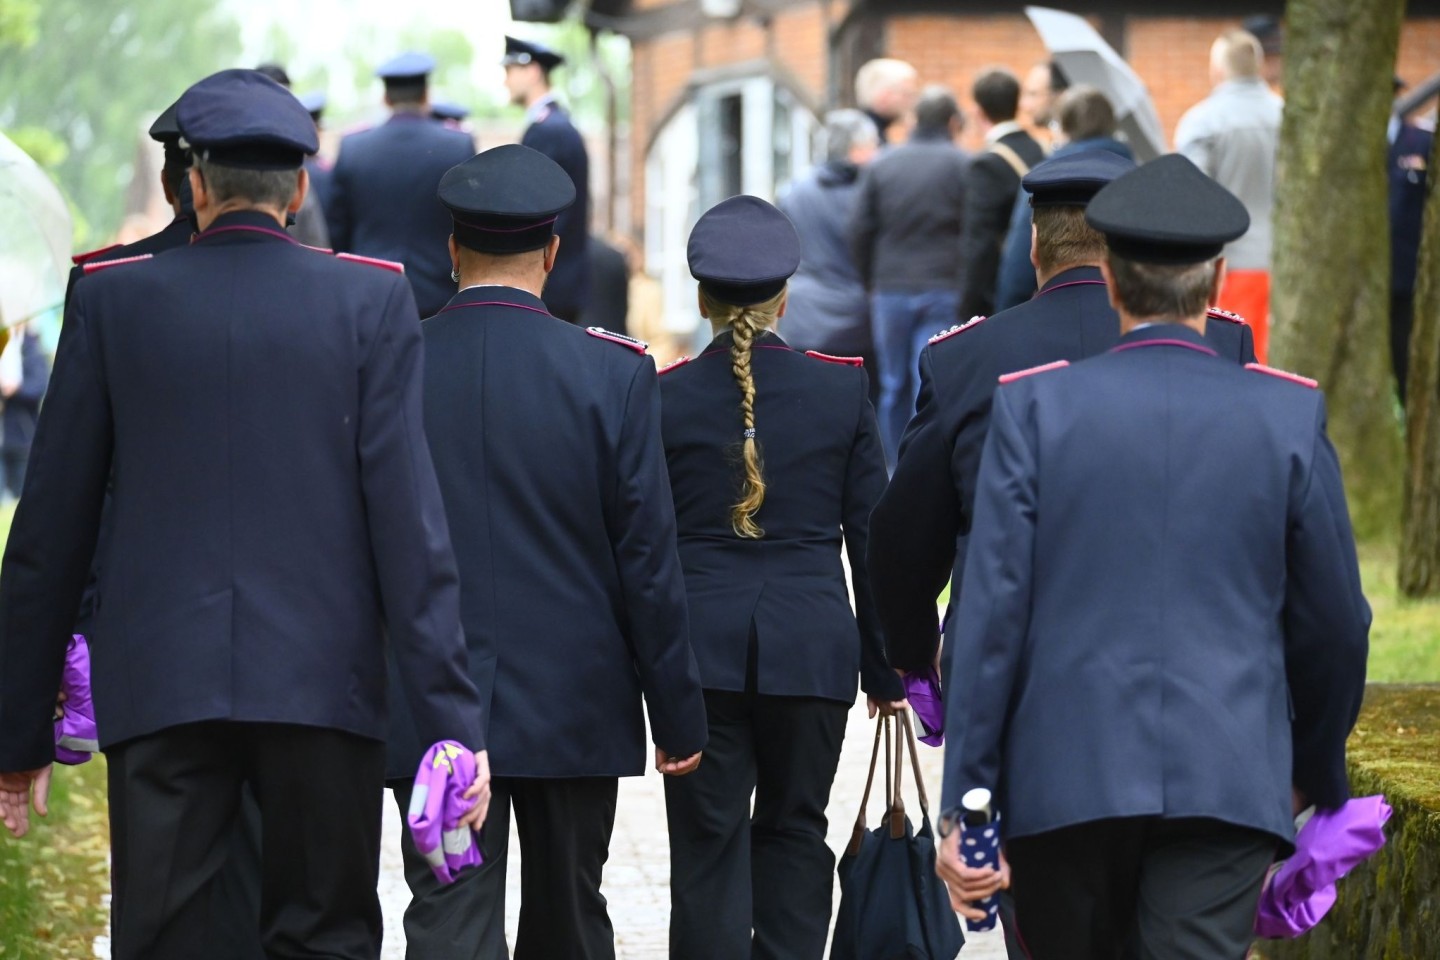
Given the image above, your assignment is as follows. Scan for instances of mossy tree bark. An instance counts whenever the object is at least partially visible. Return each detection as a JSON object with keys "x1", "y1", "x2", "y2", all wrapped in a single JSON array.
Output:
[
  {"x1": 1399, "y1": 132, "x2": 1440, "y2": 597},
  {"x1": 1269, "y1": 0, "x2": 1406, "y2": 541}
]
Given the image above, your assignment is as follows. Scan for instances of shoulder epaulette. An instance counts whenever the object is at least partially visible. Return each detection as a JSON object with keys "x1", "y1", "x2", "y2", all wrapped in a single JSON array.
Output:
[
  {"x1": 71, "y1": 244, "x2": 123, "y2": 266},
  {"x1": 805, "y1": 350, "x2": 864, "y2": 368},
  {"x1": 998, "y1": 359, "x2": 1070, "y2": 384},
  {"x1": 1206, "y1": 306, "x2": 1248, "y2": 325},
  {"x1": 929, "y1": 315, "x2": 987, "y2": 345},
  {"x1": 336, "y1": 252, "x2": 405, "y2": 274},
  {"x1": 658, "y1": 355, "x2": 692, "y2": 375},
  {"x1": 82, "y1": 253, "x2": 152, "y2": 275},
  {"x1": 302, "y1": 244, "x2": 335, "y2": 254},
  {"x1": 586, "y1": 327, "x2": 648, "y2": 355},
  {"x1": 1245, "y1": 363, "x2": 1317, "y2": 389}
]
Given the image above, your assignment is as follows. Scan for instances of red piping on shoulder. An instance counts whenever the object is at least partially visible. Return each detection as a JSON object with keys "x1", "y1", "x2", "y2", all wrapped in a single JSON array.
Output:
[
  {"x1": 1245, "y1": 363, "x2": 1317, "y2": 388},
  {"x1": 336, "y1": 252, "x2": 405, "y2": 274},
  {"x1": 71, "y1": 244, "x2": 123, "y2": 266},
  {"x1": 997, "y1": 359, "x2": 1070, "y2": 384},
  {"x1": 82, "y1": 253, "x2": 153, "y2": 274},
  {"x1": 805, "y1": 350, "x2": 864, "y2": 367}
]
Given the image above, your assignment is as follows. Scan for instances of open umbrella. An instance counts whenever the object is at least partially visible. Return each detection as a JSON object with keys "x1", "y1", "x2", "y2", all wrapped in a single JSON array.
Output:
[
  {"x1": 1024, "y1": 6, "x2": 1167, "y2": 162},
  {"x1": 0, "y1": 132, "x2": 72, "y2": 330}
]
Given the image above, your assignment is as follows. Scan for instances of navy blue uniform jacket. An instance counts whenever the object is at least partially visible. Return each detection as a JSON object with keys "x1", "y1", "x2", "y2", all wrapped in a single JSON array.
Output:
[
  {"x1": 658, "y1": 333, "x2": 903, "y2": 705},
  {"x1": 0, "y1": 211, "x2": 485, "y2": 772},
  {"x1": 942, "y1": 324, "x2": 1370, "y2": 843},
  {"x1": 522, "y1": 102, "x2": 590, "y2": 319},
  {"x1": 64, "y1": 216, "x2": 194, "y2": 306},
  {"x1": 870, "y1": 267, "x2": 1257, "y2": 670},
  {"x1": 329, "y1": 114, "x2": 476, "y2": 318},
  {"x1": 386, "y1": 285, "x2": 707, "y2": 780}
]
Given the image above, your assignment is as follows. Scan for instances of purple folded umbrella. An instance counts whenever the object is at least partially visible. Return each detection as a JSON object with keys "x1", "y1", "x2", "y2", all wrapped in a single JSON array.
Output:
[
  {"x1": 408, "y1": 740, "x2": 485, "y2": 885},
  {"x1": 1254, "y1": 795, "x2": 1392, "y2": 938},
  {"x1": 54, "y1": 635, "x2": 98, "y2": 765},
  {"x1": 904, "y1": 667, "x2": 944, "y2": 747}
]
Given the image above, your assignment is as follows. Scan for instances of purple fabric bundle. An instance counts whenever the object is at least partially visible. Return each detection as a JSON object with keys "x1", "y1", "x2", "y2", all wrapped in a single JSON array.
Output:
[
  {"x1": 54, "y1": 635, "x2": 98, "y2": 765},
  {"x1": 904, "y1": 667, "x2": 944, "y2": 747},
  {"x1": 1254, "y1": 795, "x2": 1392, "y2": 938},
  {"x1": 407, "y1": 740, "x2": 485, "y2": 885}
]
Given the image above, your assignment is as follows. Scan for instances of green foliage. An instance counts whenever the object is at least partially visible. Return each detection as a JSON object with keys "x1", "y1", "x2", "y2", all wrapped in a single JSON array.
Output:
[
  {"x1": 0, "y1": 0, "x2": 39, "y2": 51},
  {"x1": 5, "y1": 125, "x2": 66, "y2": 169},
  {"x1": 1361, "y1": 543, "x2": 1440, "y2": 682},
  {"x1": 0, "y1": 0, "x2": 241, "y2": 248}
]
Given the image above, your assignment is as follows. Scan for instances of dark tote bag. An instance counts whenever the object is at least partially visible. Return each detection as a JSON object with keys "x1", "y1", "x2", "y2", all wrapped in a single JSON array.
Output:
[{"x1": 831, "y1": 711, "x2": 965, "y2": 960}]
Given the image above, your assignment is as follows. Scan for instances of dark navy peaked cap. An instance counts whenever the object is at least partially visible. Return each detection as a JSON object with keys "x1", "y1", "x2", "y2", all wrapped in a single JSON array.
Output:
[
  {"x1": 1023, "y1": 150, "x2": 1136, "y2": 208},
  {"x1": 688, "y1": 196, "x2": 801, "y2": 307},
  {"x1": 377, "y1": 51, "x2": 436, "y2": 81},
  {"x1": 149, "y1": 100, "x2": 182, "y2": 144},
  {"x1": 431, "y1": 100, "x2": 471, "y2": 122},
  {"x1": 503, "y1": 36, "x2": 564, "y2": 71},
  {"x1": 1085, "y1": 154, "x2": 1250, "y2": 264},
  {"x1": 177, "y1": 69, "x2": 318, "y2": 170},
  {"x1": 438, "y1": 144, "x2": 575, "y2": 254},
  {"x1": 298, "y1": 90, "x2": 327, "y2": 117}
]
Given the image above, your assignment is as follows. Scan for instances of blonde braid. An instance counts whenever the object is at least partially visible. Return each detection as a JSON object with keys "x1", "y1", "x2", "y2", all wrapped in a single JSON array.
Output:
[{"x1": 701, "y1": 288, "x2": 786, "y2": 539}]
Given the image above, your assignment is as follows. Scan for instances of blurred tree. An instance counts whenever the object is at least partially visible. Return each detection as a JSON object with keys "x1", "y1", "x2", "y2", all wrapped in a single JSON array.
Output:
[
  {"x1": 0, "y1": 0, "x2": 38, "y2": 49},
  {"x1": 1400, "y1": 132, "x2": 1440, "y2": 597},
  {"x1": 0, "y1": 0, "x2": 241, "y2": 248},
  {"x1": 1269, "y1": 0, "x2": 1406, "y2": 540}
]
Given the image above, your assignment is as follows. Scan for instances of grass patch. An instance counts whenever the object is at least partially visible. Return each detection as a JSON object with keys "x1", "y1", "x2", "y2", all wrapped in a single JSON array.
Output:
[{"x1": 0, "y1": 500, "x2": 110, "y2": 957}]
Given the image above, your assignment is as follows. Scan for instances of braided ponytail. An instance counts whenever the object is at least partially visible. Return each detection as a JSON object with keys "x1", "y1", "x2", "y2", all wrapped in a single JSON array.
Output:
[{"x1": 700, "y1": 288, "x2": 786, "y2": 539}]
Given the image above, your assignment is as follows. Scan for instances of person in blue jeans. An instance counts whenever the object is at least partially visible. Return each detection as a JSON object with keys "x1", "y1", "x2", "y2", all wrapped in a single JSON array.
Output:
[{"x1": 850, "y1": 87, "x2": 969, "y2": 466}]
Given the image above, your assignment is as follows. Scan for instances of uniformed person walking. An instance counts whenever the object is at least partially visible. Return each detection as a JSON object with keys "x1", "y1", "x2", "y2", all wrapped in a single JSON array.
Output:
[
  {"x1": 657, "y1": 195, "x2": 907, "y2": 959},
  {"x1": 386, "y1": 143, "x2": 708, "y2": 960},
  {"x1": 329, "y1": 52, "x2": 476, "y2": 317},
  {"x1": 503, "y1": 36, "x2": 590, "y2": 323},
  {"x1": 870, "y1": 150, "x2": 1257, "y2": 678},
  {"x1": 938, "y1": 155, "x2": 1370, "y2": 958},
  {"x1": 0, "y1": 70, "x2": 488, "y2": 960},
  {"x1": 65, "y1": 99, "x2": 195, "y2": 306}
]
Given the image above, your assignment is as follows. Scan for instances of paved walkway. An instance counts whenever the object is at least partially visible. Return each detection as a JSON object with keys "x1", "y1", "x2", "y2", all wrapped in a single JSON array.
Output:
[{"x1": 377, "y1": 697, "x2": 1006, "y2": 959}]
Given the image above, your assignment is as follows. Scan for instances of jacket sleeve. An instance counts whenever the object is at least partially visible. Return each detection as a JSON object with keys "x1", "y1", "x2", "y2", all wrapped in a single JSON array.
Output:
[
  {"x1": 1239, "y1": 322, "x2": 1257, "y2": 365},
  {"x1": 608, "y1": 360, "x2": 708, "y2": 758},
  {"x1": 958, "y1": 155, "x2": 1010, "y2": 319},
  {"x1": 849, "y1": 166, "x2": 879, "y2": 290},
  {"x1": 1282, "y1": 397, "x2": 1370, "y2": 809},
  {"x1": 868, "y1": 348, "x2": 959, "y2": 672},
  {"x1": 993, "y1": 190, "x2": 1037, "y2": 313},
  {"x1": 357, "y1": 276, "x2": 486, "y2": 752},
  {"x1": 1174, "y1": 108, "x2": 1215, "y2": 177},
  {"x1": 940, "y1": 384, "x2": 1038, "y2": 814},
  {"x1": 327, "y1": 149, "x2": 354, "y2": 253},
  {"x1": 0, "y1": 293, "x2": 113, "y2": 772},
  {"x1": 841, "y1": 373, "x2": 905, "y2": 702}
]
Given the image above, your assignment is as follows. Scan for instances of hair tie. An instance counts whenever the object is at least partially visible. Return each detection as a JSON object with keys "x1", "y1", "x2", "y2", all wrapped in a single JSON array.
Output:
[{"x1": 743, "y1": 428, "x2": 756, "y2": 439}]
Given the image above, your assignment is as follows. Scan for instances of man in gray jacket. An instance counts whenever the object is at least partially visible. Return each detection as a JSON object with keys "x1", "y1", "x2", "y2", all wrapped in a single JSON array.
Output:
[{"x1": 850, "y1": 87, "x2": 969, "y2": 466}]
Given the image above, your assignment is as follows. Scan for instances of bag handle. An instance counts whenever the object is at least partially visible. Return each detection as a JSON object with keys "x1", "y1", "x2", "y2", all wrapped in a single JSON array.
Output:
[
  {"x1": 901, "y1": 709, "x2": 932, "y2": 818},
  {"x1": 847, "y1": 714, "x2": 888, "y2": 856},
  {"x1": 885, "y1": 710, "x2": 934, "y2": 839}
]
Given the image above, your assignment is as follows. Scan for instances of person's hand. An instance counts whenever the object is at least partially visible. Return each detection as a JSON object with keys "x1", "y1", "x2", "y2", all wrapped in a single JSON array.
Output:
[
  {"x1": 458, "y1": 750, "x2": 491, "y2": 832},
  {"x1": 0, "y1": 766, "x2": 52, "y2": 839},
  {"x1": 936, "y1": 829, "x2": 1010, "y2": 921},
  {"x1": 54, "y1": 691, "x2": 68, "y2": 720},
  {"x1": 1292, "y1": 787, "x2": 1310, "y2": 817},
  {"x1": 655, "y1": 748, "x2": 702, "y2": 776},
  {"x1": 866, "y1": 697, "x2": 909, "y2": 719}
]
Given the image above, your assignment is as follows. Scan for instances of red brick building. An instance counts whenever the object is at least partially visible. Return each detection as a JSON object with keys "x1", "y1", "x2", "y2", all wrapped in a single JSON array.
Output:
[{"x1": 584, "y1": 0, "x2": 1440, "y2": 333}]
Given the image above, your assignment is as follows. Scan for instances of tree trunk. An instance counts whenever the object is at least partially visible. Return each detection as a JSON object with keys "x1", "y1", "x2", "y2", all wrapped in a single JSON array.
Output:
[
  {"x1": 1270, "y1": 0, "x2": 1406, "y2": 541},
  {"x1": 1399, "y1": 132, "x2": 1440, "y2": 597}
]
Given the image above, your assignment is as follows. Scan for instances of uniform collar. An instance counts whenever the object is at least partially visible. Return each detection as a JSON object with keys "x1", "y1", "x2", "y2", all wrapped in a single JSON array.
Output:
[
  {"x1": 192, "y1": 210, "x2": 296, "y2": 245},
  {"x1": 437, "y1": 284, "x2": 553, "y2": 319},
  {"x1": 526, "y1": 93, "x2": 559, "y2": 125},
  {"x1": 701, "y1": 328, "x2": 788, "y2": 354},
  {"x1": 1111, "y1": 322, "x2": 1217, "y2": 356},
  {"x1": 1037, "y1": 265, "x2": 1105, "y2": 296}
]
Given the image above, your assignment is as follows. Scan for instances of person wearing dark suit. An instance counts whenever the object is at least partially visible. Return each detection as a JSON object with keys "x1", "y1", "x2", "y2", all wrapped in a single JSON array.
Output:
[
  {"x1": 959, "y1": 68, "x2": 1047, "y2": 322},
  {"x1": 657, "y1": 196, "x2": 906, "y2": 960},
  {"x1": 0, "y1": 70, "x2": 488, "y2": 960},
  {"x1": 385, "y1": 144, "x2": 707, "y2": 960},
  {"x1": 0, "y1": 325, "x2": 49, "y2": 501},
  {"x1": 329, "y1": 52, "x2": 476, "y2": 318},
  {"x1": 298, "y1": 90, "x2": 337, "y2": 230},
  {"x1": 938, "y1": 155, "x2": 1369, "y2": 959},
  {"x1": 1387, "y1": 94, "x2": 1433, "y2": 401},
  {"x1": 583, "y1": 233, "x2": 630, "y2": 332},
  {"x1": 870, "y1": 150, "x2": 1257, "y2": 682},
  {"x1": 504, "y1": 36, "x2": 590, "y2": 324},
  {"x1": 64, "y1": 101, "x2": 195, "y2": 307}
]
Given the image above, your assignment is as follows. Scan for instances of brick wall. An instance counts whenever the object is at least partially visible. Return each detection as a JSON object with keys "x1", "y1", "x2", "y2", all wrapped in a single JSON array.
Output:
[{"x1": 627, "y1": 5, "x2": 1440, "y2": 240}]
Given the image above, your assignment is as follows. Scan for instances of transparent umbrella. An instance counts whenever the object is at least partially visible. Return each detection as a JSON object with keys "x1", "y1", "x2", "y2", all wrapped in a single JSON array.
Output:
[
  {"x1": 0, "y1": 131, "x2": 72, "y2": 333},
  {"x1": 1025, "y1": 6, "x2": 1168, "y2": 162}
]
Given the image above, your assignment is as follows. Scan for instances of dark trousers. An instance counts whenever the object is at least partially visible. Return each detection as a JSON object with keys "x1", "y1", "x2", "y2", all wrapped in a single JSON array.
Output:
[
  {"x1": 665, "y1": 688, "x2": 849, "y2": 960},
  {"x1": 1392, "y1": 289, "x2": 1415, "y2": 402},
  {"x1": 204, "y1": 784, "x2": 266, "y2": 960},
  {"x1": 106, "y1": 721, "x2": 385, "y2": 960},
  {"x1": 392, "y1": 774, "x2": 620, "y2": 960},
  {"x1": 1006, "y1": 816, "x2": 1278, "y2": 960}
]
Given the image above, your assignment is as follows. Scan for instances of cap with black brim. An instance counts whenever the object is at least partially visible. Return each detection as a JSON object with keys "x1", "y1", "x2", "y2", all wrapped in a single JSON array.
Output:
[
  {"x1": 687, "y1": 195, "x2": 801, "y2": 307},
  {"x1": 1084, "y1": 154, "x2": 1250, "y2": 265},
  {"x1": 438, "y1": 144, "x2": 575, "y2": 254},
  {"x1": 1023, "y1": 150, "x2": 1136, "y2": 208},
  {"x1": 177, "y1": 69, "x2": 319, "y2": 171}
]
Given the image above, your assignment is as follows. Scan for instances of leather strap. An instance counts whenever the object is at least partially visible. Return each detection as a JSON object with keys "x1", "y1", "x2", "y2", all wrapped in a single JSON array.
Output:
[
  {"x1": 988, "y1": 140, "x2": 1032, "y2": 180},
  {"x1": 847, "y1": 715, "x2": 887, "y2": 856}
]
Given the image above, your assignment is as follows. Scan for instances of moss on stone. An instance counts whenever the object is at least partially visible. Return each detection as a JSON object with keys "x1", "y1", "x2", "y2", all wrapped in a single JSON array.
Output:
[{"x1": 1255, "y1": 684, "x2": 1440, "y2": 960}]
